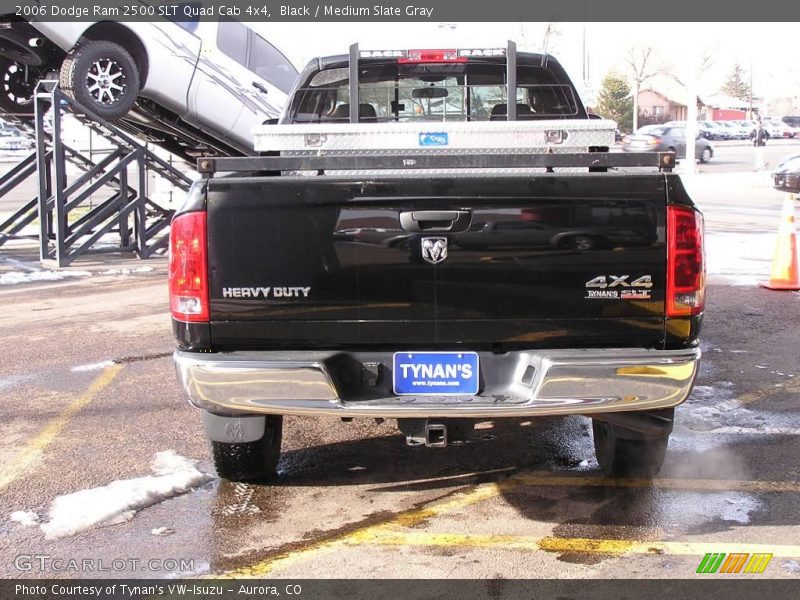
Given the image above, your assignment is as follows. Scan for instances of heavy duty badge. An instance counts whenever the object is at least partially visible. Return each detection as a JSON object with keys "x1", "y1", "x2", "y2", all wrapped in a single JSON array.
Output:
[{"x1": 421, "y1": 237, "x2": 448, "y2": 265}]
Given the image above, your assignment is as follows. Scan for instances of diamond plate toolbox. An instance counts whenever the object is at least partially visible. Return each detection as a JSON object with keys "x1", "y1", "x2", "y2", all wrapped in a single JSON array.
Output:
[{"x1": 253, "y1": 120, "x2": 616, "y2": 153}]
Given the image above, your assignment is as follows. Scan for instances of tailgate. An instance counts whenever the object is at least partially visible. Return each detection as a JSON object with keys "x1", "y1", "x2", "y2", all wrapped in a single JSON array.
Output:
[{"x1": 206, "y1": 174, "x2": 667, "y2": 349}]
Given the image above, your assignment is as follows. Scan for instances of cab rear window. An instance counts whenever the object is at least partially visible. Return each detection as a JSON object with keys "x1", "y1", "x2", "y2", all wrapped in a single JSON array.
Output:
[{"x1": 292, "y1": 63, "x2": 579, "y2": 123}]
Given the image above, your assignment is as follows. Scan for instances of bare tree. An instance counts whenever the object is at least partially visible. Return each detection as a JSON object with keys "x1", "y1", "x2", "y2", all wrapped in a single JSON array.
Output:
[
  {"x1": 666, "y1": 47, "x2": 717, "y2": 117},
  {"x1": 625, "y1": 47, "x2": 665, "y2": 131},
  {"x1": 697, "y1": 47, "x2": 717, "y2": 78},
  {"x1": 541, "y1": 23, "x2": 561, "y2": 54},
  {"x1": 666, "y1": 46, "x2": 717, "y2": 87}
]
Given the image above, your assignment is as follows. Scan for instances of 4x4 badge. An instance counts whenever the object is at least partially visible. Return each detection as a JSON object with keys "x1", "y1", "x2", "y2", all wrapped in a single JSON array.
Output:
[{"x1": 421, "y1": 237, "x2": 448, "y2": 264}]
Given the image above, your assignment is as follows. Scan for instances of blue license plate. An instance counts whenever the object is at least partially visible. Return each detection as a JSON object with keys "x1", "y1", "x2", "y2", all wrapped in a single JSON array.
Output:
[{"x1": 393, "y1": 352, "x2": 479, "y2": 395}]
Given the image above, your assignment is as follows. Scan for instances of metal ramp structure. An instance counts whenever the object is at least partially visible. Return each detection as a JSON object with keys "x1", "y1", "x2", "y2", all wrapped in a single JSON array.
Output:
[{"x1": 0, "y1": 81, "x2": 194, "y2": 267}]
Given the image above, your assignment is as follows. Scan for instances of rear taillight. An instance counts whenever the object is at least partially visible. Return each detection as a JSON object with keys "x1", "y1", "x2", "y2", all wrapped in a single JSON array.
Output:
[
  {"x1": 667, "y1": 205, "x2": 705, "y2": 317},
  {"x1": 169, "y1": 212, "x2": 209, "y2": 322}
]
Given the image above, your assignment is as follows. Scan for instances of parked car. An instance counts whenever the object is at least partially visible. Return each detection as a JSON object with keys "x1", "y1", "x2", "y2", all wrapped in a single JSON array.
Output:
[
  {"x1": 623, "y1": 125, "x2": 714, "y2": 163},
  {"x1": 0, "y1": 124, "x2": 33, "y2": 150},
  {"x1": 717, "y1": 121, "x2": 749, "y2": 140},
  {"x1": 728, "y1": 120, "x2": 754, "y2": 139},
  {"x1": 763, "y1": 119, "x2": 787, "y2": 139},
  {"x1": 781, "y1": 116, "x2": 800, "y2": 138},
  {"x1": 0, "y1": 18, "x2": 298, "y2": 156},
  {"x1": 664, "y1": 120, "x2": 716, "y2": 141},
  {"x1": 699, "y1": 121, "x2": 731, "y2": 141},
  {"x1": 773, "y1": 154, "x2": 800, "y2": 193}
]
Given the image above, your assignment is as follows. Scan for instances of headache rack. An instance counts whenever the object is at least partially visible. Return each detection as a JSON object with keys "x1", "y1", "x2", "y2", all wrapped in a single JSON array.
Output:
[
  {"x1": 198, "y1": 151, "x2": 676, "y2": 176},
  {"x1": 207, "y1": 41, "x2": 675, "y2": 176}
]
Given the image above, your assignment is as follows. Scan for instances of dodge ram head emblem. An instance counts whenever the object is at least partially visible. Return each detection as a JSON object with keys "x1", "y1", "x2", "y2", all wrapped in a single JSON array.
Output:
[
  {"x1": 224, "y1": 421, "x2": 246, "y2": 443},
  {"x1": 421, "y1": 237, "x2": 448, "y2": 264}
]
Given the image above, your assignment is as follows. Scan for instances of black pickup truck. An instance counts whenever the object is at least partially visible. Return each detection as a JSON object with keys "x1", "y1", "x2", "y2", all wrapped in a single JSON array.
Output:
[{"x1": 170, "y1": 44, "x2": 704, "y2": 483}]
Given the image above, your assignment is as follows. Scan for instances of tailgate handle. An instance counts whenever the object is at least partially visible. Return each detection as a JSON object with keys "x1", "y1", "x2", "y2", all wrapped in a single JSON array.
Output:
[{"x1": 399, "y1": 210, "x2": 471, "y2": 233}]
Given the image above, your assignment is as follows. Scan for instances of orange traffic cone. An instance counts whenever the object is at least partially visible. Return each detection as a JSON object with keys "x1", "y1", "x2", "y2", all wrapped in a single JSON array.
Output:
[{"x1": 760, "y1": 194, "x2": 800, "y2": 290}]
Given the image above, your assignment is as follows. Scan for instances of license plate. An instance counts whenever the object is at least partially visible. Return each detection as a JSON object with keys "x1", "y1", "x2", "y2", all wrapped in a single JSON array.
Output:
[{"x1": 393, "y1": 352, "x2": 479, "y2": 395}]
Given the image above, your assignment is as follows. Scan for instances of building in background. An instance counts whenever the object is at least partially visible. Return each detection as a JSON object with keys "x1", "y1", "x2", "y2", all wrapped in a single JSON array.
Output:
[
  {"x1": 636, "y1": 79, "x2": 705, "y2": 126},
  {"x1": 701, "y1": 94, "x2": 753, "y2": 120}
]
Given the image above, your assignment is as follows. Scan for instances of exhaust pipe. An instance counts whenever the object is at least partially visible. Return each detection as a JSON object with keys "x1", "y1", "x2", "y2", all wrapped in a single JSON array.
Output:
[{"x1": 29, "y1": 37, "x2": 43, "y2": 48}]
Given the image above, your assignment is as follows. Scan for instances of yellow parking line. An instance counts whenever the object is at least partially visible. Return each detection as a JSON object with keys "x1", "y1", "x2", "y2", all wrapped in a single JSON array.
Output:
[
  {"x1": 219, "y1": 479, "x2": 508, "y2": 578},
  {"x1": 512, "y1": 472, "x2": 800, "y2": 494},
  {"x1": 220, "y1": 470, "x2": 800, "y2": 577},
  {"x1": 737, "y1": 377, "x2": 800, "y2": 405},
  {"x1": 350, "y1": 531, "x2": 800, "y2": 558},
  {"x1": 0, "y1": 364, "x2": 123, "y2": 491}
]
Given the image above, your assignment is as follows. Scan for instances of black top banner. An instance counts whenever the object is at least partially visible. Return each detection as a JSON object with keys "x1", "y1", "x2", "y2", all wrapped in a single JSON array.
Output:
[{"x1": 1, "y1": 0, "x2": 799, "y2": 22}]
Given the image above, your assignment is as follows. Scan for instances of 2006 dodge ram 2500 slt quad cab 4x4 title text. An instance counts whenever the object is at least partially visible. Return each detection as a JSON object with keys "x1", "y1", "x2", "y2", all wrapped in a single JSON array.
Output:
[{"x1": 170, "y1": 43, "x2": 704, "y2": 483}]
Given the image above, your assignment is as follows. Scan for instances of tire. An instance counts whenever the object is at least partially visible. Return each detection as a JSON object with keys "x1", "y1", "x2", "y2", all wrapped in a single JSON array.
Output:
[
  {"x1": 0, "y1": 57, "x2": 37, "y2": 116},
  {"x1": 210, "y1": 416, "x2": 283, "y2": 483},
  {"x1": 699, "y1": 147, "x2": 712, "y2": 163},
  {"x1": 59, "y1": 40, "x2": 140, "y2": 120},
  {"x1": 592, "y1": 419, "x2": 670, "y2": 478}
]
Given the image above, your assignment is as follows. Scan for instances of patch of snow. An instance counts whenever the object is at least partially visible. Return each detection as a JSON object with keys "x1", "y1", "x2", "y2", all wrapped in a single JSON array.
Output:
[
  {"x1": 39, "y1": 451, "x2": 212, "y2": 540},
  {"x1": 71, "y1": 360, "x2": 115, "y2": 373},
  {"x1": 99, "y1": 266, "x2": 157, "y2": 276},
  {"x1": 0, "y1": 257, "x2": 39, "y2": 273},
  {"x1": 693, "y1": 426, "x2": 800, "y2": 436},
  {"x1": 0, "y1": 373, "x2": 36, "y2": 391},
  {"x1": 151, "y1": 527, "x2": 175, "y2": 536},
  {"x1": 658, "y1": 491, "x2": 761, "y2": 527},
  {"x1": 0, "y1": 269, "x2": 92, "y2": 285},
  {"x1": 782, "y1": 560, "x2": 800, "y2": 573},
  {"x1": 10, "y1": 511, "x2": 39, "y2": 527}
]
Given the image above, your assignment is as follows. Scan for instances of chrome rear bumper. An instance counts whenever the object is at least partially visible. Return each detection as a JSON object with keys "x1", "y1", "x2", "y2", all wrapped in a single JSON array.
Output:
[{"x1": 174, "y1": 347, "x2": 700, "y2": 418}]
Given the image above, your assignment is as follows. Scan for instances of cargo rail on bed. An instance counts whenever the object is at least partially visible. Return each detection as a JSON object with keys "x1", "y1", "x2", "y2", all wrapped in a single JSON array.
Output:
[{"x1": 197, "y1": 151, "x2": 676, "y2": 176}]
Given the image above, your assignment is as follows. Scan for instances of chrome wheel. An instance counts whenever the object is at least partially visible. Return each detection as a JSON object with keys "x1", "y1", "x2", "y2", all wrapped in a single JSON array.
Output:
[
  {"x1": 60, "y1": 41, "x2": 139, "y2": 120},
  {"x1": 85, "y1": 58, "x2": 127, "y2": 106}
]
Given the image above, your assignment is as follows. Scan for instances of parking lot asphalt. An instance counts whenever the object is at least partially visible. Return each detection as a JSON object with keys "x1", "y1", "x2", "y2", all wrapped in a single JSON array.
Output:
[{"x1": 1, "y1": 245, "x2": 800, "y2": 579}]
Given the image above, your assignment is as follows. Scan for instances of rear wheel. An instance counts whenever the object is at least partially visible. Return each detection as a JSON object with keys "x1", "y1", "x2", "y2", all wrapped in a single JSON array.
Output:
[
  {"x1": 592, "y1": 419, "x2": 670, "y2": 478},
  {"x1": 0, "y1": 57, "x2": 37, "y2": 116},
  {"x1": 211, "y1": 416, "x2": 283, "y2": 482},
  {"x1": 59, "y1": 40, "x2": 140, "y2": 120}
]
